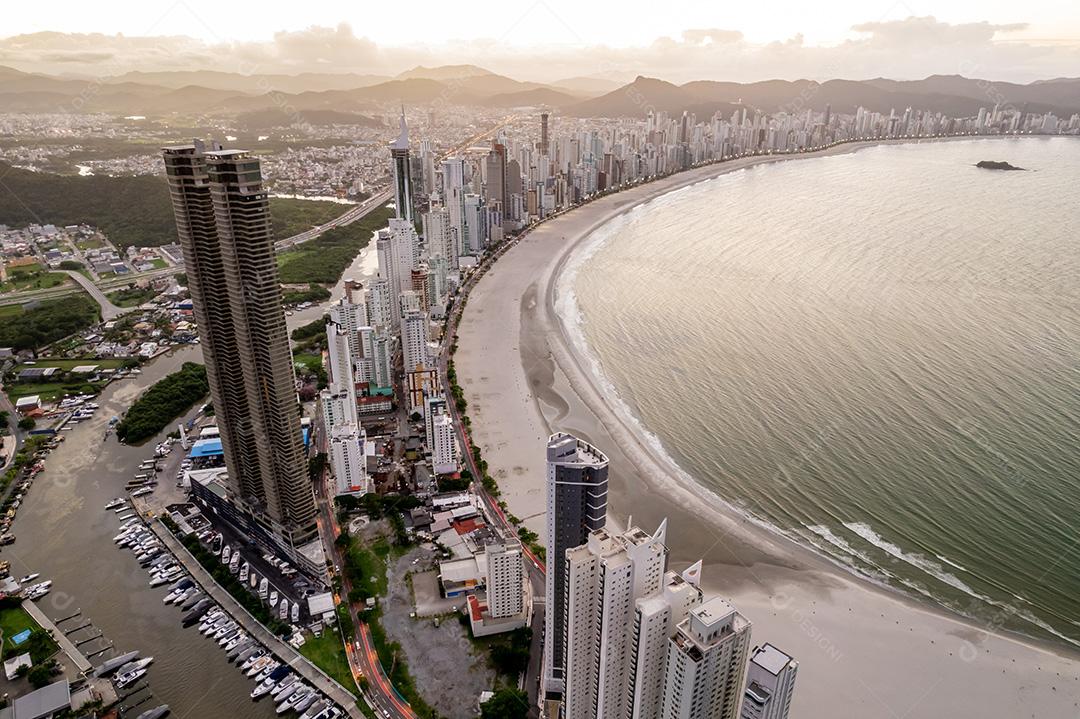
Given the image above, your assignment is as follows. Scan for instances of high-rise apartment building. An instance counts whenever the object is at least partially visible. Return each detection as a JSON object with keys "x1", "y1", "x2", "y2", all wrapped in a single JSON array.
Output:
[
  {"x1": 390, "y1": 109, "x2": 414, "y2": 224},
  {"x1": 661, "y1": 598, "x2": 752, "y2": 719},
  {"x1": 740, "y1": 644, "x2": 798, "y2": 719},
  {"x1": 543, "y1": 433, "x2": 609, "y2": 697},
  {"x1": 329, "y1": 424, "x2": 371, "y2": 497},
  {"x1": 629, "y1": 568, "x2": 704, "y2": 719},
  {"x1": 430, "y1": 412, "x2": 459, "y2": 475},
  {"x1": 162, "y1": 141, "x2": 317, "y2": 547},
  {"x1": 402, "y1": 309, "x2": 430, "y2": 372},
  {"x1": 562, "y1": 523, "x2": 668, "y2": 719},
  {"x1": 484, "y1": 541, "x2": 524, "y2": 619}
]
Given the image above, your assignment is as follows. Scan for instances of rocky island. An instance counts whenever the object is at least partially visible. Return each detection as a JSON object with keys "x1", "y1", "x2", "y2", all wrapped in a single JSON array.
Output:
[{"x1": 976, "y1": 160, "x2": 1026, "y2": 171}]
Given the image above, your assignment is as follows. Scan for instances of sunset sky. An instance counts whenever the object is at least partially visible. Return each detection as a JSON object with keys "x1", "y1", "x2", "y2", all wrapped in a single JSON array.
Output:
[{"x1": 2, "y1": 0, "x2": 1078, "y2": 82}]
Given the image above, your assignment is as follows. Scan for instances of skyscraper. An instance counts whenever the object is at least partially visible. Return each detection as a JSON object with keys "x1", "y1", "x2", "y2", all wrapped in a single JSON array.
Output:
[
  {"x1": 162, "y1": 141, "x2": 317, "y2": 547},
  {"x1": 390, "y1": 109, "x2": 414, "y2": 224},
  {"x1": 540, "y1": 111, "x2": 550, "y2": 157},
  {"x1": 543, "y1": 433, "x2": 609, "y2": 697},
  {"x1": 740, "y1": 644, "x2": 798, "y2": 719},
  {"x1": 562, "y1": 523, "x2": 668, "y2": 719},
  {"x1": 662, "y1": 598, "x2": 752, "y2": 719}
]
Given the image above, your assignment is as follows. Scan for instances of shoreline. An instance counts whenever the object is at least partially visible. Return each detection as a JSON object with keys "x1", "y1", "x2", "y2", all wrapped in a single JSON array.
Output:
[{"x1": 454, "y1": 135, "x2": 1080, "y2": 718}]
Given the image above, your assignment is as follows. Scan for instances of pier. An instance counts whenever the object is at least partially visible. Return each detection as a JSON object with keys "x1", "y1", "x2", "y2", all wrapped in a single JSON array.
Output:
[
  {"x1": 150, "y1": 522, "x2": 364, "y2": 718},
  {"x1": 22, "y1": 599, "x2": 93, "y2": 674}
]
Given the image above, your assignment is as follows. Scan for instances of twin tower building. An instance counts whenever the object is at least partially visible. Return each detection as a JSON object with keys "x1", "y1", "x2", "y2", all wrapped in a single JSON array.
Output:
[{"x1": 544, "y1": 433, "x2": 797, "y2": 719}]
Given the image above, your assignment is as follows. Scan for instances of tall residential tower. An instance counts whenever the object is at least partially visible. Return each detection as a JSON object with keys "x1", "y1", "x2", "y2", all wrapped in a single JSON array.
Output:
[
  {"x1": 162, "y1": 141, "x2": 318, "y2": 549},
  {"x1": 543, "y1": 433, "x2": 609, "y2": 698}
]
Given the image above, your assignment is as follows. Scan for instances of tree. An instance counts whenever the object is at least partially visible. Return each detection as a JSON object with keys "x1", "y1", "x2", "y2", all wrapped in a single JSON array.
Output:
[
  {"x1": 17, "y1": 417, "x2": 35, "y2": 431},
  {"x1": 27, "y1": 661, "x2": 57, "y2": 689},
  {"x1": 0, "y1": 411, "x2": 9, "y2": 430},
  {"x1": 480, "y1": 687, "x2": 529, "y2": 719}
]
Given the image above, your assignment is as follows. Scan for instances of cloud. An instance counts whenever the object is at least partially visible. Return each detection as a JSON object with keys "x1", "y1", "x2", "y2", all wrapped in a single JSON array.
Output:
[
  {"x1": 851, "y1": 16, "x2": 1029, "y2": 47},
  {"x1": 0, "y1": 18, "x2": 1076, "y2": 85},
  {"x1": 681, "y1": 28, "x2": 744, "y2": 45}
]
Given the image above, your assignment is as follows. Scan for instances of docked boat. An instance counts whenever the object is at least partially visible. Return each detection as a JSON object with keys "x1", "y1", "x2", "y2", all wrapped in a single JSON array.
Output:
[
  {"x1": 228, "y1": 639, "x2": 255, "y2": 661},
  {"x1": 105, "y1": 498, "x2": 126, "y2": 510},
  {"x1": 180, "y1": 592, "x2": 204, "y2": 610},
  {"x1": 300, "y1": 700, "x2": 330, "y2": 719},
  {"x1": 93, "y1": 650, "x2": 140, "y2": 677},
  {"x1": 25, "y1": 580, "x2": 52, "y2": 600},
  {"x1": 293, "y1": 691, "x2": 319, "y2": 714},
  {"x1": 290, "y1": 602, "x2": 299, "y2": 623},
  {"x1": 182, "y1": 601, "x2": 213, "y2": 626},
  {"x1": 249, "y1": 571, "x2": 259, "y2": 589},
  {"x1": 256, "y1": 663, "x2": 284, "y2": 684},
  {"x1": 224, "y1": 633, "x2": 247, "y2": 652},
  {"x1": 258, "y1": 577, "x2": 269, "y2": 599},
  {"x1": 271, "y1": 674, "x2": 298, "y2": 699},
  {"x1": 240, "y1": 651, "x2": 268, "y2": 671},
  {"x1": 114, "y1": 667, "x2": 147, "y2": 689},
  {"x1": 278, "y1": 601, "x2": 288, "y2": 621},
  {"x1": 134, "y1": 704, "x2": 170, "y2": 719},
  {"x1": 131, "y1": 487, "x2": 153, "y2": 497},
  {"x1": 217, "y1": 627, "x2": 240, "y2": 645},
  {"x1": 18, "y1": 573, "x2": 39, "y2": 584},
  {"x1": 221, "y1": 545, "x2": 231, "y2": 564},
  {"x1": 239, "y1": 561, "x2": 249, "y2": 583},
  {"x1": 278, "y1": 687, "x2": 313, "y2": 714},
  {"x1": 116, "y1": 657, "x2": 154, "y2": 675},
  {"x1": 268, "y1": 590, "x2": 278, "y2": 608},
  {"x1": 228, "y1": 554, "x2": 240, "y2": 574},
  {"x1": 245, "y1": 656, "x2": 273, "y2": 677}
]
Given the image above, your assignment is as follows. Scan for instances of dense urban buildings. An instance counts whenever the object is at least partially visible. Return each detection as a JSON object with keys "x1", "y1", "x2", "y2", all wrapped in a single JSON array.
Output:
[{"x1": 162, "y1": 141, "x2": 319, "y2": 553}]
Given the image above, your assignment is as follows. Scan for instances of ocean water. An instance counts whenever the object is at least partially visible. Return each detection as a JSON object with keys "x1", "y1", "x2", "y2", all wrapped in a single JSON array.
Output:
[{"x1": 569, "y1": 138, "x2": 1080, "y2": 646}]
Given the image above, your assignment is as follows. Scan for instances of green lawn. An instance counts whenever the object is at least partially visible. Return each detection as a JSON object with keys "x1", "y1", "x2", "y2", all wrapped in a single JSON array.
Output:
[
  {"x1": 149, "y1": 258, "x2": 167, "y2": 269},
  {"x1": 0, "y1": 266, "x2": 69, "y2": 293},
  {"x1": 107, "y1": 285, "x2": 159, "y2": 307},
  {"x1": 299, "y1": 630, "x2": 360, "y2": 698},
  {"x1": 4, "y1": 381, "x2": 104, "y2": 402},
  {"x1": 0, "y1": 305, "x2": 23, "y2": 319},
  {"x1": 0, "y1": 604, "x2": 57, "y2": 663},
  {"x1": 13, "y1": 358, "x2": 126, "y2": 371}
]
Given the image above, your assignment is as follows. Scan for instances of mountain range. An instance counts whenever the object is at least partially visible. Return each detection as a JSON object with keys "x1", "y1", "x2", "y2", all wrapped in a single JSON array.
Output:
[{"x1": 1, "y1": 64, "x2": 1078, "y2": 121}]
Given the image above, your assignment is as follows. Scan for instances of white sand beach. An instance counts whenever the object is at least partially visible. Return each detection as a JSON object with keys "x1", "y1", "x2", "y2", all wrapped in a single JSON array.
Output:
[{"x1": 453, "y1": 140, "x2": 1080, "y2": 718}]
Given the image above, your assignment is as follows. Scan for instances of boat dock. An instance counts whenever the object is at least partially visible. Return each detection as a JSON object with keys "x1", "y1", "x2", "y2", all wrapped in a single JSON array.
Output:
[
  {"x1": 149, "y1": 522, "x2": 364, "y2": 718},
  {"x1": 22, "y1": 599, "x2": 93, "y2": 674}
]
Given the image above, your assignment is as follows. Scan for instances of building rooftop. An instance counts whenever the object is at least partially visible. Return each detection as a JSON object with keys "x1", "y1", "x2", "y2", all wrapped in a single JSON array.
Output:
[
  {"x1": 750, "y1": 642, "x2": 795, "y2": 675},
  {"x1": 12, "y1": 679, "x2": 70, "y2": 719},
  {"x1": 547, "y1": 432, "x2": 609, "y2": 467}
]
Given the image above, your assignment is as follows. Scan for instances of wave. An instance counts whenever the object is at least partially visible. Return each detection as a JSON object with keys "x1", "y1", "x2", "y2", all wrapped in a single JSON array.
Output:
[{"x1": 842, "y1": 521, "x2": 990, "y2": 601}]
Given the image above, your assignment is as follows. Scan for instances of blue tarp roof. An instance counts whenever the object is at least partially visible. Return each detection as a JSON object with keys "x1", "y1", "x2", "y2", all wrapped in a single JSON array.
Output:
[
  {"x1": 189, "y1": 438, "x2": 223, "y2": 458},
  {"x1": 188, "y1": 429, "x2": 309, "y2": 459}
]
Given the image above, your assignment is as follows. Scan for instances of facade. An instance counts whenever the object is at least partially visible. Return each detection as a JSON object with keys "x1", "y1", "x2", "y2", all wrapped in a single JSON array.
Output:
[
  {"x1": 390, "y1": 110, "x2": 414, "y2": 224},
  {"x1": 402, "y1": 310, "x2": 430, "y2": 373},
  {"x1": 320, "y1": 388, "x2": 356, "y2": 432},
  {"x1": 484, "y1": 541, "x2": 524, "y2": 619},
  {"x1": 162, "y1": 141, "x2": 317, "y2": 548},
  {"x1": 629, "y1": 569, "x2": 704, "y2": 719},
  {"x1": 740, "y1": 644, "x2": 798, "y2": 719},
  {"x1": 430, "y1": 412, "x2": 459, "y2": 475},
  {"x1": 661, "y1": 598, "x2": 752, "y2": 719},
  {"x1": 562, "y1": 523, "x2": 667, "y2": 719},
  {"x1": 329, "y1": 424, "x2": 372, "y2": 497},
  {"x1": 543, "y1": 432, "x2": 609, "y2": 697}
]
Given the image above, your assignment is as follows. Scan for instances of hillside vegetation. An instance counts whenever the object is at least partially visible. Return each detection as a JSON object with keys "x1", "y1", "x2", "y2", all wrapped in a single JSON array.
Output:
[{"x1": 0, "y1": 163, "x2": 350, "y2": 249}]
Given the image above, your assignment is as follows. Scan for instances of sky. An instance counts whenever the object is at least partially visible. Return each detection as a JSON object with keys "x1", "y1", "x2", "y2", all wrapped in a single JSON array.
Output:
[{"x1": 2, "y1": 0, "x2": 1079, "y2": 83}]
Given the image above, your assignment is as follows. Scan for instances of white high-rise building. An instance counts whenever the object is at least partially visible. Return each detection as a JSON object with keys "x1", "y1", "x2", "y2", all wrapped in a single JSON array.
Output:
[
  {"x1": 364, "y1": 278, "x2": 393, "y2": 331},
  {"x1": 383, "y1": 216, "x2": 419, "y2": 298},
  {"x1": 320, "y1": 388, "x2": 357, "y2": 432},
  {"x1": 562, "y1": 522, "x2": 667, "y2": 719},
  {"x1": 329, "y1": 424, "x2": 371, "y2": 496},
  {"x1": 629, "y1": 566, "x2": 704, "y2": 719},
  {"x1": 463, "y1": 193, "x2": 487, "y2": 254},
  {"x1": 441, "y1": 157, "x2": 465, "y2": 257},
  {"x1": 740, "y1": 644, "x2": 798, "y2": 719},
  {"x1": 402, "y1": 310, "x2": 430, "y2": 372},
  {"x1": 422, "y1": 207, "x2": 457, "y2": 270},
  {"x1": 356, "y1": 326, "x2": 377, "y2": 385},
  {"x1": 484, "y1": 542, "x2": 524, "y2": 619},
  {"x1": 371, "y1": 332, "x2": 393, "y2": 390},
  {"x1": 329, "y1": 297, "x2": 363, "y2": 360},
  {"x1": 424, "y1": 394, "x2": 448, "y2": 443},
  {"x1": 661, "y1": 597, "x2": 752, "y2": 719},
  {"x1": 325, "y1": 320, "x2": 358, "y2": 427},
  {"x1": 430, "y1": 412, "x2": 458, "y2": 474}
]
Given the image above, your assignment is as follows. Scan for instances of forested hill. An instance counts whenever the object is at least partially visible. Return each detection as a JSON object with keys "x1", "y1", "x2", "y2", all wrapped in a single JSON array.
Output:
[{"x1": 0, "y1": 162, "x2": 349, "y2": 249}]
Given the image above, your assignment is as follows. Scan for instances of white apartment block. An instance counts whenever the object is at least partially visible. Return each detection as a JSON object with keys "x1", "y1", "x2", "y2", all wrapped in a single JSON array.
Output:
[
  {"x1": 661, "y1": 597, "x2": 752, "y2": 719},
  {"x1": 740, "y1": 644, "x2": 797, "y2": 719},
  {"x1": 329, "y1": 424, "x2": 372, "y2": 496},
  {"x1": 402, "y1": 309, "x2": 430, "y2": 372},
  {"x1": 563, "y1": 522, "x2": 667, "y2": 719},
  {"x1": 430, "y1": 412, "x2": 458, "y2": 475},
  {"x1": 320, "y1": 388, "x2": 357, "y2": 432},
  {"x1": 629, "y1": 568, "x2": 704, "y2": 719},
  {"x1": 484, "y1": 541, "x2": 524, "y2": 619}
]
